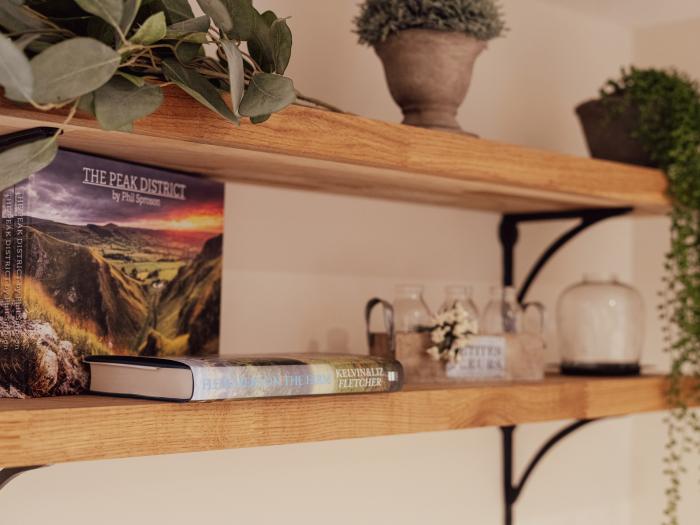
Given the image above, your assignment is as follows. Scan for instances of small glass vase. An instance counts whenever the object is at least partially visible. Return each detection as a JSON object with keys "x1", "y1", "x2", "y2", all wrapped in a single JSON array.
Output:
[
  {"x1": 556, "y1": 274, "x2": 644, "y2": 376},
  {"x1": 393, "y1": 285, "x2": 432, "y2": 333},
  {"x1": 439, "y1": 285, "x2": 479, "y2": 321}
]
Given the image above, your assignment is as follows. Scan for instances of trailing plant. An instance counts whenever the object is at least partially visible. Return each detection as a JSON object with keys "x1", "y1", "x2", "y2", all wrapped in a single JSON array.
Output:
[
  {"x1": 600, "y1": 67, "x2": 700, "y2": 525},
  {"x1": 354, "y1": 0, "x2": 507, "y2": 46},
  {"x1": 0, "y1": 0, "x2": 318, "y2": 185}
]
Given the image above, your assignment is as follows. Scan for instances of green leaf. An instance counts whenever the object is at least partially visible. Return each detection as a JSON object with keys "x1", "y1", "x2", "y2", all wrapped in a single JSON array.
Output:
[
  {"x1": 95, "y1": 77, "x2": 163, "y2": 130},
  {"x1": 120, "y1": 0, "x2": 142, "y2": 34},
  {"x1": 116, "y1": 71, "x2": 145, "y2": 86},
  {"x1": 78, "y1": 92, "x2": 96, "y2": 115},
  {"x1": 31, "y1": 37, "x2": 121, "y2": 104},
  {"x1": 196, "y1": 0, "x2": 232, "y2": 33},
  {"x1": 174, "y1": 42, "x2": 203, "y2": 64},
  {"x1": 0, "y1": 137, "x2": 57, "y2": 191},
  {"x1": 0, "y1": 3, "x2": 48, "y2": 32},
  {"x1": 223, "y1": 0, "x2": 255, "y2": 41},
  {"x1": 220, "y1": 40, "x2": 244, "y2": 117},
  {"x1": 239, "y1": 72, "x2": 295, "y2": 118},
  {"x1": 130, "y1": 11, "x2": 167, "y2": 45},
  {"x1": 247, "y1": 10, "x2": 276, "y2": 73},
  {"x1": 166, "y1": 15, "x2": 210, "y2": 38},
  {"x1": 161, "y1": 58, "x2": 238, "y2": 123},
  {"x1": 0, "y1": 33, "x2": 34, "y2": 103},
  {"x1": 250, "y1": 113, "x2": 270, "y2": 124},
  {"x1": 74, "y1": 0, "x2": 123, "y2": 30},
  {"x1": 270, "y1": 18, "x2": 291, "y2": 74},
  {"x1": 87, "y1": 16, "x2": 116, "y2": 46},
  {"x1": 158, "y1": 0, "x2": 193, "y2": 23}
]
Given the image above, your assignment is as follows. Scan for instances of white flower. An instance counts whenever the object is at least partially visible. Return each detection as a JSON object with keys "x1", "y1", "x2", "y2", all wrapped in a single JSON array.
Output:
[
  {"x1": 431, "y1": 327, "x2": 445, "y2": 343},
  {"x1": 454, "y1": 322, "x2": 470, "y2": 335},
  {"x1": 426, "y1": 346, "x2": 441, "y2": 361}
]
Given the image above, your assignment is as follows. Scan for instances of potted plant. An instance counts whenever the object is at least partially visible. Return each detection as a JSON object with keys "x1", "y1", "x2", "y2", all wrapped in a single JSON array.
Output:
[
  {"x1": 354, "y1": 0, "x2": 506, "y2": 133},
  {"x1": 580, "y1": 68, "x2": 700, "y2": 524}
]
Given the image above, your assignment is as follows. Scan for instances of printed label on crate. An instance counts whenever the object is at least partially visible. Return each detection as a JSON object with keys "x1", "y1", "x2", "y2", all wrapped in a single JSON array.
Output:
[{"x1": 446, "y1": 335, "x2": 506, "y2": 379}]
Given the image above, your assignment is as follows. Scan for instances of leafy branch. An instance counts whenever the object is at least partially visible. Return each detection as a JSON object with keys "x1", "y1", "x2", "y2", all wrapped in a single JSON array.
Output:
[{"x1": 0, "y1": 0, "x2": 338, "y2": 184}]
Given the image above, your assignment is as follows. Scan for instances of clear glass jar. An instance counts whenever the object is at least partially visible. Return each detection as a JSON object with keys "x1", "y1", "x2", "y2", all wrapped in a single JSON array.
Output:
[
  {"x1": 480, "y1": 286, "x2": 521, "y2": 334},
  {"x1": 393, "y1": 284, "x2": 432, "y2": 332},
  {"x1": 439, "y1": 285, "x2": 479, "y2": 320},
  {"x1": 557, "y1": 274, "x2": 644, "y2": 375}
]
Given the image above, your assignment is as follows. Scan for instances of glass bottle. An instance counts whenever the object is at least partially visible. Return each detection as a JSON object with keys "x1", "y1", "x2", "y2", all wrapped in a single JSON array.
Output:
[
  {"x1": 393, "y1": 285, "x2": 432, "y2": 332},
  {"x1": 438, "y1": 285, "x2": 479, "y2": 321},
  {"x1": 480, "y1": 286, "x2": 521, "y2": 334},
  {"x1": 557, "y1": 274, "x2": 644, "y2": 375}
]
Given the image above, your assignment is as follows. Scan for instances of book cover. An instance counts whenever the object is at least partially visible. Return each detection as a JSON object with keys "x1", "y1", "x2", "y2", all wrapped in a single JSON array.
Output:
[
  {"x1": 85, "y1": 354, "x2": 404, "y2": 401},
  {"x1": 0, "y1": 149, "x2": 225, "y2": 398}
]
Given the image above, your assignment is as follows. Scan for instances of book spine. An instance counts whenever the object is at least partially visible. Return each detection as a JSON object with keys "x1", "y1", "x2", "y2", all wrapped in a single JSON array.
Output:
[{"x1": 189, "y1": 360, "x2": 404, "y2": 401}]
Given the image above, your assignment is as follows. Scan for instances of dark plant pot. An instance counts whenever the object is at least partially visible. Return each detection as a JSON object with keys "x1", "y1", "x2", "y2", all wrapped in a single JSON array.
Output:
[
  {"x1": 575, "y1": 98, "x2": 656, "y2": 167},
  {"x1": 374, "y1": 29, "x2": 487, "y2": 133}
]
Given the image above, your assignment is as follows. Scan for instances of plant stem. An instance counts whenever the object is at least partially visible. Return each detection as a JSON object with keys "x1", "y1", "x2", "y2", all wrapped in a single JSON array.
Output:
[{"x1": 294, "y1": 92, "x2": 345, "y2": 114}]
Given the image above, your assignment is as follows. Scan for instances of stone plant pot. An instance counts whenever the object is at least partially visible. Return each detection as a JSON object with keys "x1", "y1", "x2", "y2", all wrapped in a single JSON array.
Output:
[
  {"x1": 374, "y1": 29, "x2": 487, "y2": 133},
  {"x1": 575, "y1": 98, "x2": 655, "y2": 167}
]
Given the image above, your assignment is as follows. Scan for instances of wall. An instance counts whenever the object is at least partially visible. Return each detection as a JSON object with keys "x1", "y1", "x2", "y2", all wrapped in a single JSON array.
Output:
[
  {"x1": 630, "y1": 17, "x2": 700, "y2": 525},
  {"x1": 3, "y1": 2, "x2": 652, "y2": 524}
]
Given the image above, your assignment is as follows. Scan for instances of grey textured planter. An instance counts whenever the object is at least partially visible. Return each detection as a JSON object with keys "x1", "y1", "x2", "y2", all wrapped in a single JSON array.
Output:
[{"x1": 375, "y1": 29, "x2": 486, "y2": 133}]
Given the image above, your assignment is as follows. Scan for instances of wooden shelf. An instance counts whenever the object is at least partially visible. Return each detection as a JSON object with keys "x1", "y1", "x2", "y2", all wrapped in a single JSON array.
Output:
[
  {"x1": 0, "y1": 375, "x2": 691, "y2": 468},
  {"x1": 0, "y1": 89, "x2": 668, "y2": 214}
]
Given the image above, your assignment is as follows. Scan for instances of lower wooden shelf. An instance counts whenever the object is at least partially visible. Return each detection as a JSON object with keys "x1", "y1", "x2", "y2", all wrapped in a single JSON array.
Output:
[{"x1": 0, "y1": 375, "x2": 691, "y2": 468}]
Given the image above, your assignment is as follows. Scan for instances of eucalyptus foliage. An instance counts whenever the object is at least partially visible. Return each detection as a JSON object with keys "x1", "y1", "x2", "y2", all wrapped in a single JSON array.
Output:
[
  {"x1": 354, "y1": 0, "x2": 506, "y2": 46},
  {"x1": 0, "y1": 0, "x2": 297, "y2": 186},
  {"x1": 601, "y1": 67, "x2": 700, "y2": 525}
]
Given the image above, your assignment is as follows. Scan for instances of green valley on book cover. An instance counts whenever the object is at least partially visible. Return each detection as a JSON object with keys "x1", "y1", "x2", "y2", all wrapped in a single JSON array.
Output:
[{"x1": 0, "y1": 149, "x2": 225, "y2": 398}]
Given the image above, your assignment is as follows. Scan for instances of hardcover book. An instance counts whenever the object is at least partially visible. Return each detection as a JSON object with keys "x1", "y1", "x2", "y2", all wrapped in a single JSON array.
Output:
[
  {"x1": 0, "y1": 149, "x2": 225, "y2": 398},
  {"x1": 85, "y1": 354, "x2": 404, "y2": 401}
]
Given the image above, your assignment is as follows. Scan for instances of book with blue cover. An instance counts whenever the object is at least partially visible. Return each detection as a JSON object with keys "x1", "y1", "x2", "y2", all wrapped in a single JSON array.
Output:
[{"x1": 0, "y1": 148, "x2": 225, "y2": 398}]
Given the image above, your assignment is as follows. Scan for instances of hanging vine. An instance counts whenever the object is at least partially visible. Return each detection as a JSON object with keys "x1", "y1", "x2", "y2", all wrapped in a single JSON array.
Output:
[{"x1": 601, "y1": 67, "x2": 700, "y2": 525}]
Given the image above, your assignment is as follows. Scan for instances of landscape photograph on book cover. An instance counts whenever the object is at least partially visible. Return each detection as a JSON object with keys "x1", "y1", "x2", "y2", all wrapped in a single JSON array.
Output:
[{"x1": 0, "y1": 149, "x2": 225, "y2": 398}]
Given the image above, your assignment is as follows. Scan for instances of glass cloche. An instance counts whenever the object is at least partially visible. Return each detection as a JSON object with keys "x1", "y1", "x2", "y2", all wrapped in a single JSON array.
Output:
[{"x1": 556, "y1": 274, "x2": 644, "y2": 376}]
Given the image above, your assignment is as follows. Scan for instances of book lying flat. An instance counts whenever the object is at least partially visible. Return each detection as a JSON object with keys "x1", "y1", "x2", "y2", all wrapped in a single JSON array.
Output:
[{"x1": 85, "y1": 354, "x2": 404, "y2": 401}]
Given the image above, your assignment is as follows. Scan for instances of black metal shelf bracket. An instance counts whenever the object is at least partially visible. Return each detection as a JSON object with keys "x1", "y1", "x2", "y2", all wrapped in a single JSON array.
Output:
[
  {"x1": 0, "y1": 466, "x2": 46, "y2": 491},
  {"x1": 502, "y1": 420, "x2": 596, "y2": 525},
  {"x1": 498, "y1": 206, "x2": 632, "y2": 525}
]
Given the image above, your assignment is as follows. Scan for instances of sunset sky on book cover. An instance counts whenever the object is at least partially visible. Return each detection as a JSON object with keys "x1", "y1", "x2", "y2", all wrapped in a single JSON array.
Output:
[{"x1": 0, "y1": 149, "x2": 225, "y2": 398}]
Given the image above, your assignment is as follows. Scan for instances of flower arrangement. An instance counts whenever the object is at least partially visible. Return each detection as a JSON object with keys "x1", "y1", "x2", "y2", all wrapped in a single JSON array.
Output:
[{"x1": 426, "y1": 302, "x2": 478, "y2": 363}]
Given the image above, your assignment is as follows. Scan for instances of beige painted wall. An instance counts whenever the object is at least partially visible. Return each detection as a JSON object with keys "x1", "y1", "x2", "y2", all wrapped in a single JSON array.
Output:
[
  {"x1": 4, "y1": 2, "x2": 682, "y2": 525},
  {"x1": 630, "y1": 17, "x2": 700, "y2": 525}
]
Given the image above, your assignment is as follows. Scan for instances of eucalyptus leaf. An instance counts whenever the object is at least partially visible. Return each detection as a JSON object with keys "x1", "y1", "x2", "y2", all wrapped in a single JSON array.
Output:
[
  {"x1": 120, "y1": 0, "x2": 142, "y2": 34},
  {"x1": 162, "y1": 58, "x2": 238, "y2": 123},
  {"x1": 130, "y1": 11, "x2": 167, "y2": 44},
  {"x1": 250, "y1": 113, "x2": 270, "y2": 124},
  {"x1": 116, "y1": 71, "x2": 145, "y2": 86},
  {"x1": 270, "y1": 18, "x2": 291, "y2": 74},
  {"x1": 166, "y1": 15, "x2": 210, "y2": 38},
  {"x1": 158, "y1": 0, "x2": 193, "y2": 23},
  {"x1": 223, "y1": 0, "x2": 255, "y2": 41},
  {"x1": 95, "y1": 77, "x2": 163, "y2": 130},
  {"x1": 221, "y1": 40, "x2": 244, "y2": 117},
  {"x1": 0, "y1": 137, "x2": 57, "y2": 191},
  {"x1": 248, "y1": 10, "x2": 276, "y2": 73},
  {"x1": 31, "y1": 37, "x2": 121, "y2": 104},
  {"x1": 196, "y1": 0, "x2": 232, "y2": 33},
  {"x1": 0, "y1": 2, "x2": 48, "y2": 32},
  {"x1": 77, "y1": 92, "x2": 95, "y2": 115},
  {"x1": 239, "y1": 72, "x2": 295, "y2": 118},
  {"x1": 13, "y1": 34, "x2": 41, "y2": 51},
  {"x1": 87, "y1": 16, "x2": 116, "y2": 46},
  {"x1": 174, "y1": 42, "x2": 203, "y2": 64},
  {"x1": 0, "y1": 33, "x2": 34, "y2": 103},
  {"x1": 74, "y1": 0, "x2": 123, "y2": 30}
]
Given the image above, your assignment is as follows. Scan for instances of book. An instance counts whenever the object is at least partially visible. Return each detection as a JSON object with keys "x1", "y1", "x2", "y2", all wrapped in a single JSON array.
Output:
[
  {"x1": 0, "y1": 147, "x2": 225, "y2": 398},
  {"x1": 85, "y1": 354, "x2": 404, "y2": 401}
]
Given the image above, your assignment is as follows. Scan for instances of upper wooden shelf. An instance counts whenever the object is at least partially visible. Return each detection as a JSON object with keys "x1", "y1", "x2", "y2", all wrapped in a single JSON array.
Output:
[
  {"x1": 0, "y1": 375, "x2": 690, "y2": 468},
  {"x1": 0, "y1": 89, "x2": 668, "y2": 214}
]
